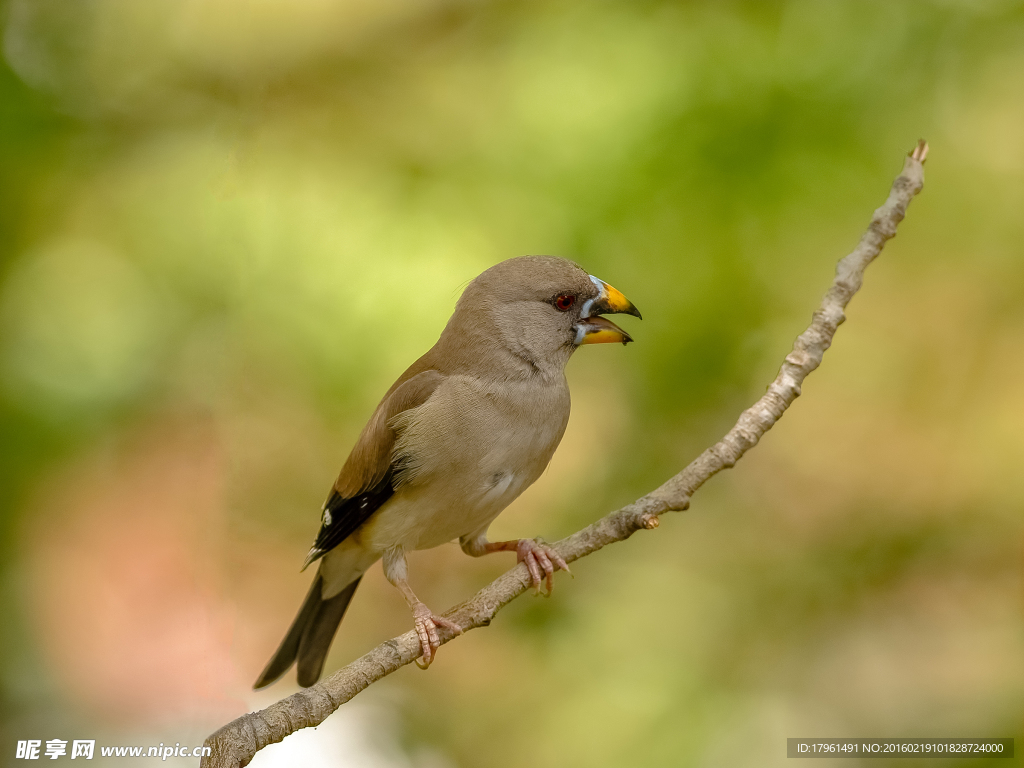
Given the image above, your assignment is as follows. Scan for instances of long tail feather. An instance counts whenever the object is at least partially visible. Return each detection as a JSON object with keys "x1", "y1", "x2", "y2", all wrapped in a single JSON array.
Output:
[{"x1": 253, "y1": 575, "x2": 361, "y2": 689}]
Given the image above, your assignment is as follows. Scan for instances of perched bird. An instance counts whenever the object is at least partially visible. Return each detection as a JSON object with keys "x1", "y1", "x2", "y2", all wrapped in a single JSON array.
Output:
[{"x1": 254, "y1": 255, "x2": 640, "y2": 688}]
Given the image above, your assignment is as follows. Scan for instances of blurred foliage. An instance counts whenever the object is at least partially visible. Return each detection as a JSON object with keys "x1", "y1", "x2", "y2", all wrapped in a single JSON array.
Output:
[{"x1": 1, "y1": 1, "x2": 1022, "y2": 766}]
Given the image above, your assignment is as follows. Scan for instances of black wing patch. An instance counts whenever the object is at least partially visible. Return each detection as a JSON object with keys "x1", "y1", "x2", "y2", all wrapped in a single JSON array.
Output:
[{"x1": 301, "y1": 472, "x2": 395, "y2": 570}]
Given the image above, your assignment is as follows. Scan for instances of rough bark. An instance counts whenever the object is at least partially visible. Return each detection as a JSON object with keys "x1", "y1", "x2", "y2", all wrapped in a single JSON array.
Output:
[{"x1": 201, "y1": 141, "x2": 929, "y2": 768}]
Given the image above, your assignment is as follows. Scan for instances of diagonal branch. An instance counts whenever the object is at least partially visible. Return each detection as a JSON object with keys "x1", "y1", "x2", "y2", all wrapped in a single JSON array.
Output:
[{"x1": 201, "y1": 141, "x2": 929, "y2": 768}]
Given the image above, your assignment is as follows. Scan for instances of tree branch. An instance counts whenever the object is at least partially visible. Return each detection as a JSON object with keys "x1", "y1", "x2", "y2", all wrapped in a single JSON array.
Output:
[{"x1": 202, "y1": 141, "x2": 929, "y2": 768}]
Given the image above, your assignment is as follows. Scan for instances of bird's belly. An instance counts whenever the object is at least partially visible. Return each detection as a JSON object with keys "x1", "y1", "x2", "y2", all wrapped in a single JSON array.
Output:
[{"x1": 361, "y1": 471, "x2": 526, "y2": 553}]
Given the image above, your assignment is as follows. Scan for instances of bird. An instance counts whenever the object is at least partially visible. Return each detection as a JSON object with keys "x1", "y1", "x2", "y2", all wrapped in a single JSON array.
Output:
[{"x1": 254, "y1": 255, "x2": 640, "y2": 688}]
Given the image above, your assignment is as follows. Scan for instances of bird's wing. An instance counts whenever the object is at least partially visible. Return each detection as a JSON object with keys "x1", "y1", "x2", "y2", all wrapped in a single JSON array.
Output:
[{"x1": 302, "y1": 368, "x2": 445, "y2": 568}]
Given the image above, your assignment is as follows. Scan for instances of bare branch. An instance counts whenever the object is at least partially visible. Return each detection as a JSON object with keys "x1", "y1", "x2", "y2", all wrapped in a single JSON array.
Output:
[{"x1": 201, "y1": 141, "x2": 928, "y2": 768}]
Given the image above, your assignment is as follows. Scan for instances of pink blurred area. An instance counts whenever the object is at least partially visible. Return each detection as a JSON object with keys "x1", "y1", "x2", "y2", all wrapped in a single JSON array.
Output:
[{"x1": 22, "y1": 417, "x2": 249, "y2": 725}]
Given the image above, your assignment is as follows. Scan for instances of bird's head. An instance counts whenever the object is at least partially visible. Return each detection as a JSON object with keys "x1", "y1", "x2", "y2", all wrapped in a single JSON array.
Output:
[{"x1": 446, "y1": 256, "x2": 641, "y2": 376}]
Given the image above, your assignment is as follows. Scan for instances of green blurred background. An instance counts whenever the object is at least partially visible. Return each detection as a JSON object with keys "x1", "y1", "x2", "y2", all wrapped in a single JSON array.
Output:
[{"x1": 1, "y1": 1, "x2": 1021, "y2": 766}]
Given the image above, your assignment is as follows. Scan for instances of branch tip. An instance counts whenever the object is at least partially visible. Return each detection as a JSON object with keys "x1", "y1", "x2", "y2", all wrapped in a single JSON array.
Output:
[{"x1": 910, "y1": 139, "x2": 929, "y2": 163}]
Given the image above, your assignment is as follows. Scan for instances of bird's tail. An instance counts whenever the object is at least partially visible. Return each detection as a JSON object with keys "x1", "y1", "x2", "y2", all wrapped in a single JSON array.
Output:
[{"x1": 253, "y1": 574, "x2": 362, "y2": 689}]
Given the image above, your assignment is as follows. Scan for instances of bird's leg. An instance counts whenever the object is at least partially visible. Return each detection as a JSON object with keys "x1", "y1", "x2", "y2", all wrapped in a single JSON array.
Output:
[
  {"x1": 382, "y1": 546, "x2": 462, "y2": 669},
  {"x1": 460, "y1": 532, "x2": 570, "y2": 596}
]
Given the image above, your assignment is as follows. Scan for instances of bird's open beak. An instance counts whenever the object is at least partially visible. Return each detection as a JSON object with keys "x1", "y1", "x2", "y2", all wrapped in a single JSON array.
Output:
[{"x1": 574, "y1": 276, "x2": 642, "y2": 346}]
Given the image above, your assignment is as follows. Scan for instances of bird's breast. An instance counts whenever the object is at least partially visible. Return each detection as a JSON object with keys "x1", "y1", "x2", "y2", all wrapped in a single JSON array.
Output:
[{"x1": 366, "y1": 374, "x2": 570, "y2": 552}]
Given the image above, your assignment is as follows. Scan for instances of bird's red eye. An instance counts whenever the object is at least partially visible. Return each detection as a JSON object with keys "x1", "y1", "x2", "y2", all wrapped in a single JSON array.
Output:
[{"x1": 554, "y1": 294, "x2": 575, "y2": 311}]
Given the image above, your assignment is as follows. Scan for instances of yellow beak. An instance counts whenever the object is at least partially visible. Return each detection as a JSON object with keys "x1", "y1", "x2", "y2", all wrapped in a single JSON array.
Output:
[{"x1": 575, "y1": 276, "x2": 641, "y2": 346}]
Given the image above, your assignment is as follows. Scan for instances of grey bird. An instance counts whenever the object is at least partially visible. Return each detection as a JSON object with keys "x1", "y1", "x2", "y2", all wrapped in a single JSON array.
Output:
[{"x1": 254, "y1": 255, "x2": 640, "y2": 688}]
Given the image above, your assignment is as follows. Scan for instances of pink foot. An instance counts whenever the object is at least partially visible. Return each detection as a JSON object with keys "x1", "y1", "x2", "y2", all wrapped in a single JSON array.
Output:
[
  {"x1": 516, "y1": 538, "x2": 571, "y2": 596},
  {"x1": 411, "y1": 601, "x2": 462, "y2": 669}
]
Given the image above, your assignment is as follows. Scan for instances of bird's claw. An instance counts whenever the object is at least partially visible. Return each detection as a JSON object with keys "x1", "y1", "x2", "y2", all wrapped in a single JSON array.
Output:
[
  {"x1": 411, "y1": 601, "x2": 462, "y2": 669},
  {"x1": 516, "y1": 538, "x2": 571, "y2": 596}
]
